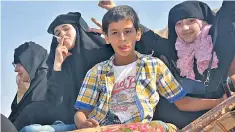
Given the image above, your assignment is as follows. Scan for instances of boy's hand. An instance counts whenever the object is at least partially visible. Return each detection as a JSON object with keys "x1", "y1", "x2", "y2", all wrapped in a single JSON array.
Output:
[
  {"x1": 77, "y1": 119, "x2": 99, "y2": 129},
  {"x1": 98, "y1": 0, "x2": 116, "y2": 10}
]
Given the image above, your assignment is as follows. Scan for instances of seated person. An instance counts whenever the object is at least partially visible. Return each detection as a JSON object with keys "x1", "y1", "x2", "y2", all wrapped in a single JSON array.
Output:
[
  {"x1": 157, "y1": 0, "x2": 235, "y2": 128},
  {"x1": 74, "y1": 5, "x2": 183, "y2": 131},
  {"x1": 9, "y1": 41, "x2": 48, "y2": 124},
  {"x1": 74, "y1": 5, "x2": 230, "y2": 130},
  {"x1": 93, "y1": 0, "x2": 235, "y2": 128}
]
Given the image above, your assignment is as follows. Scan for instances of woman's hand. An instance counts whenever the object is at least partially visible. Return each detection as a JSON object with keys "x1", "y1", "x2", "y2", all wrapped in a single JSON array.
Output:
[{"x1": 53, "y1": 36, "x2": 72, "y2": 71}]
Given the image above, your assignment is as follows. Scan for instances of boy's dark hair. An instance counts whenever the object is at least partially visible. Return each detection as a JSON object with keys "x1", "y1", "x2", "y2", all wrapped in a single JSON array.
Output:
[{"x1": 102, "y1": 5, "x2": 140, "y2": 35}]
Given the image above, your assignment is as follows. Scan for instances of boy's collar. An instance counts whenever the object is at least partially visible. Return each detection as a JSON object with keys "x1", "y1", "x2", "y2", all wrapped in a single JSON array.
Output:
[
  {"x1": 105, "y1": 51, "x2": 153, "y2": 82},
  {"x1": 106, "y1": 51, "x2": 144, "y2": 70}
]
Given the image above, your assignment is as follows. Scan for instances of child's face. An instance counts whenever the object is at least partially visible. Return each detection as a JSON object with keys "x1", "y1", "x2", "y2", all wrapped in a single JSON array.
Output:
[
  {"x1": 105, "y1": 19, "x2": 141, "y2": 57},
  {"x1": 175, "y1": 18, "x2": 201, "y2": 43}
]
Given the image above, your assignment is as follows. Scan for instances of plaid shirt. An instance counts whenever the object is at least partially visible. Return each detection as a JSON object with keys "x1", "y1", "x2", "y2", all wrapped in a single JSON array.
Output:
[{"x1": 74, "y1": 51, "x2": 186, "y2": 125}]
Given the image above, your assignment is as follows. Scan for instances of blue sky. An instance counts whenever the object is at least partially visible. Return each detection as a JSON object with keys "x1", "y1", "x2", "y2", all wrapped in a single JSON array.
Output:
[{"x1": 1, "y1": 1, "x2": 222, "y2": 117}]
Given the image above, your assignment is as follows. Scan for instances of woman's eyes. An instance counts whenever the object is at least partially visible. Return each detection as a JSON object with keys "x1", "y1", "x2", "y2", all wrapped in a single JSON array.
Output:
[
  {"x1": 64, "y1": 27, "x2": 70, "y2": 31},
  {"x1": 176, "y1": 22, "x2": 182, "y2": 26},
  {"x1": 55, "y1": 33, "x2": 60, "y2": 37},
  {"x1": 189, "y1": 19, "x2": 195, "y2": 23},
  {"x1": 55, "y1": 27, "x2": 70, "y2": 36}
]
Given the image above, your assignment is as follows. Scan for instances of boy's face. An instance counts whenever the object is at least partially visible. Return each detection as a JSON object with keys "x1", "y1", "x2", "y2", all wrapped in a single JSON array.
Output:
[{"x1": 105, "y1": 19, "x2": 141, "y2": 57}]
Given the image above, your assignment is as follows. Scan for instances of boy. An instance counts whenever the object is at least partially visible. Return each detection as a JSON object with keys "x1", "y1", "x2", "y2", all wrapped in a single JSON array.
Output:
[
  {"x1": 74, "y1": 5, "x2": 187, "y2": 130},
  {"x1": 74, "y1": 4, "x2": 231, "y2": 131}
]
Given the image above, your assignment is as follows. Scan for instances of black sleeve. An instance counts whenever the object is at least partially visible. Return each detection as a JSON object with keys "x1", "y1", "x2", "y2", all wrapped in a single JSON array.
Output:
[
  {"x1": 206, "y1": 1, "x2": 235, "y2": 93},
  {"x1": 210, "y1": 1, "x2": 235, "y2": 37},
  {"x1": 136, "y1": 29, "x2": 158, "y2": 55},
  {"x1": 136, "y1": 23, "x2": 167, "y2": 56},
  {"x1": 139, "y1": 24, "x2": 151, "y2": 34},
  {"x1": 154, "y1": 39, "x2": 181, "y2": 82},
  {"x1": 139, "y1": 23, "x2": 177, "y2": 60},
  {"x1": 46, "y1": 70, "x2": 67, "y2": 105},
  {"x1": 217, "y1": 1, "x2": 235, "y2": 15},
  {"x1": 136, "y1": 25, "x2": 181, "y2": 81}
]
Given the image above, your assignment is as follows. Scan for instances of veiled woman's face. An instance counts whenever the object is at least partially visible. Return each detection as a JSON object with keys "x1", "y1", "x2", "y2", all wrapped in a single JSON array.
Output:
[
  {"x1": 54, "y1": 24, "x2": 76, "y2": 50},
  {"x1": 14, "y1": 63, "x2": 30, "y2": 82}
]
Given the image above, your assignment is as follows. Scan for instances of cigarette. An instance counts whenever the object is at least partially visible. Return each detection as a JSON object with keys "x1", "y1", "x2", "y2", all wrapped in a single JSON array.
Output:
[
  {"x1": 53, "y1": 35, "x2": 61, "y2": 39},
  {"x1": 53, "y1": 35, "x2": 69, "y2": 39}
]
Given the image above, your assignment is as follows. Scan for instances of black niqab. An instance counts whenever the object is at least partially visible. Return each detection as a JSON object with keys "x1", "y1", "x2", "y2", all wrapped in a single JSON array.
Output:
[
  {"x1": 9, "y1": 41, "x2": 48, "y2": 123},
  {"x1": 46, "y1": 12, "x2": 114, "y2": 123}
]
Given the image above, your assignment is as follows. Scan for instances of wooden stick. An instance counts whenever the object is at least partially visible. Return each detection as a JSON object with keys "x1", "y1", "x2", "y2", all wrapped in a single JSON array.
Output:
[{"x1": 181, "y1": 94, "x2": 235, "y2": 132}]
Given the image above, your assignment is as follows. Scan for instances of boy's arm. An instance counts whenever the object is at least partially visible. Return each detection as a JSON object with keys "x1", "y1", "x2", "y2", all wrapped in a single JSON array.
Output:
[
  {"x1": 74, "y1": 65, "x2": 100, "y2": 128},
  {"x1": 155, "y1": 58, "x2": 186, "y2": 103},
  {"x1": 156, "y1": 59, "x2": 226, "y2": 112}
]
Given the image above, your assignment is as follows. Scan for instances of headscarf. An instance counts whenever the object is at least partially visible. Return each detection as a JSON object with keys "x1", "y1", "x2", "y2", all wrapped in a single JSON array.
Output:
[
  {"x1": 175, "y1": 20, "x2": 219, "y2": 80},
  {"x1": 168, "y1": 1, "x2": 235, "y2": 97},
  {"x1": 168, "y1": 1, "x2": 215, "y2": 45},
  {"x1": 9, "y1": 41, "x2": 48, "y2": 122}
]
